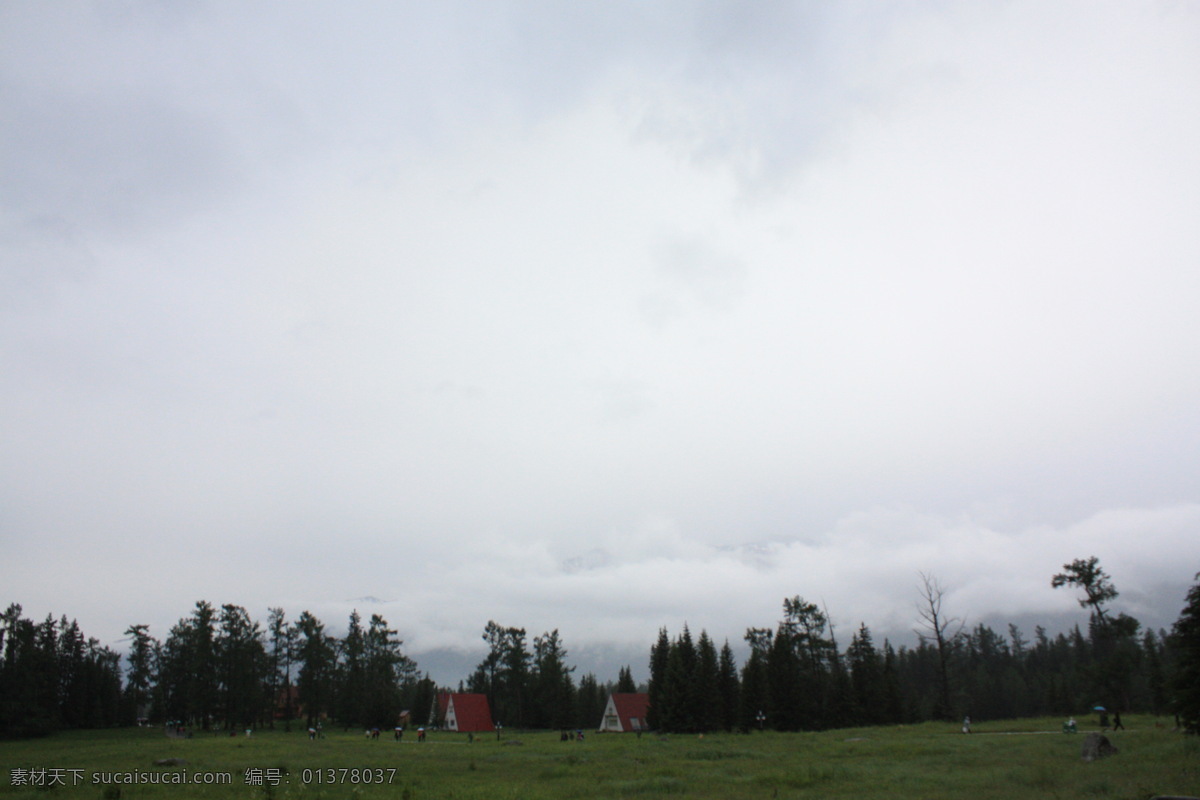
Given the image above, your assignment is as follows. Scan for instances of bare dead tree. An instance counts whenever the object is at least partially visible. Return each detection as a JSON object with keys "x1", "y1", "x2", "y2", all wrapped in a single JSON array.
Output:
[{"x1": 915, "y1": 572, "x2": 964, "y2": 719}]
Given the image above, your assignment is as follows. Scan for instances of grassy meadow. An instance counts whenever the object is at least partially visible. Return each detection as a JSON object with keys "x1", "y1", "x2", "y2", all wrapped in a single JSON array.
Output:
[{"x1": 2, "y1": 716, "x2": 1197, "y2": 800}]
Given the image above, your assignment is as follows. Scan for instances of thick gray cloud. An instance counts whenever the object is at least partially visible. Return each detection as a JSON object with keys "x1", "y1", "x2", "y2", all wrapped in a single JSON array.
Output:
[{"x1": 2, "y1": 1, "x2": 1198, "y2": 684}]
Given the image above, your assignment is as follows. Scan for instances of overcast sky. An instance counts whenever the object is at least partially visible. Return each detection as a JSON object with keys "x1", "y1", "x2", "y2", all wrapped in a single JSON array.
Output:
[{"x1": 3, "y1": 1, "x2": 1199, "y2": 685}]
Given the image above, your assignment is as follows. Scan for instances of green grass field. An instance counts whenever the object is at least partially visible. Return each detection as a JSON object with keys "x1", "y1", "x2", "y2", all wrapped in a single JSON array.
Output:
[{"x1": 2, "y1": 716, "x2": 1197, "y2": 800}]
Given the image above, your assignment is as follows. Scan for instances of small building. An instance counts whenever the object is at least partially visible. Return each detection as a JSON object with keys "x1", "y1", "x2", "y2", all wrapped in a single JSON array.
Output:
[
  {"x1": 437, "y1": 692, "x2": 495, "y2": 733},
  {"x1": 599, "y1": 692, "x2": 650, "y2": 732}
]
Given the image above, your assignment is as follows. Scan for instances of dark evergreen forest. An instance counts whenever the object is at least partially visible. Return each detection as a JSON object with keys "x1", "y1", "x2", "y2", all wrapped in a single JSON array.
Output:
[{"x1": 3, "y1": 558, "x2": 1198, "y2": 739}]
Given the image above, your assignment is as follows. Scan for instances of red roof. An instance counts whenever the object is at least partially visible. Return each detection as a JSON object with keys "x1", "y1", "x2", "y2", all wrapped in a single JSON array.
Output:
[
  {"x1": 438, "y1": 692, "x2": 495, "y2": 733},
  {"x1": 610, "y1": 693, "x2": 650, "y2": 731}
]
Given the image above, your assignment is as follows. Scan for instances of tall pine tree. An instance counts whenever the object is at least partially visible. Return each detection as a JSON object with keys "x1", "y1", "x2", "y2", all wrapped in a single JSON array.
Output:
[{"x1": 1169, "y1": 572, "x2": 1200, "y2": 734}]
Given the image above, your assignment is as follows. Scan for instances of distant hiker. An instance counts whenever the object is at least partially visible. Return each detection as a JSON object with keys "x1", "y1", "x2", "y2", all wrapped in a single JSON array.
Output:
[
  {"x1": 417, "y1": 727, "x2": 425, "y2": 742},
  {"x1": 962, "y1": 716, "x2": 971, "y2": 734},
  {"x1": 1112, "y1": 711, "x2": 1124, "y2": 731},
  {"x1": 394, "y1": 727, "x2": 403, "y2": 741},
  {"x1": 308, "y1": 727, "x2": 317, "y2": 740}
]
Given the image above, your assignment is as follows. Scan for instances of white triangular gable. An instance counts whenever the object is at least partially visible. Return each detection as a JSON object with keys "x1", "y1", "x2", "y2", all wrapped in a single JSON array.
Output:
[{"x1": 599, "y1": 694, "x2": 623, "y2": 732}]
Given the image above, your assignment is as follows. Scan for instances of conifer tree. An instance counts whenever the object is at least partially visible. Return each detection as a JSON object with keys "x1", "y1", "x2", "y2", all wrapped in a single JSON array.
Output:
[
  {"x1": 661, "y1": 626, "x2": 697, "y2": 732},
  {"x1": 1052, "y1": 557, "x2": 1141, "y2": 710},
  {"x1": 473, "y1": 621, "x2": 531, "y2": 728},
  {"x1": 532, "y1": 629, "x2": 575, "y2": 729},
  {"x1": 216, "y1": 604, "x2": 265, "y2": 730},
  {"x1": 159, "y1": 601, "x2": 219, "y2": 728},
  {"x1": 880, "y1": 640, "x2": 904, "y2": 724},
  {"x1": 123, "y1": 624, "x2": 158, "y2": 724},
  {"x1": 646, "y1": 627, "x2": 670, "y2": 730},
  {"x1": 694, "y1": 631, "x2": 721, "y2": 732},
  {"x1": 575, "y1": 672, "x2": 607, "y2": 730},
  {"x1": 500, "y1": 626, "x2": 531, "y2": 729},
  {"x1": 1169, "y1": 572, "x2": 1200, "y2": 734},
  {"x1": 405, "y1": 673, "x2": 438, "y2": 725},
  {"x1": 1052, "y1": 557, "x2": 1118, "y2": 624},
  {"x1": 57, "y1": 617, "x2": 86, "y2": 728},
  {"x1": 266, "y1": 608, "x2": 295, "y2": 729},
  {"x1": 717, "y1": 640, "x2": 740, "y2": 732},
  {"x1": 740, "y1": 627, "x2": 772, "y2": 731},
  {"x1": 337, "y1": 610, "x2": 366, "y2": 727},
  {"x1": 616, "y1": 665, "x2": 637, "y2": 693},
  {"x1": 848, "y1": 624, "x2": 883, "y2": 725},
  {"x1": 295, "y1": 611, "x2": 335, "y2": 729},
  {"x1": 363, "y1": 614, "x2": 414, "y2": 728},
  {"x1": 767, "y1": 624, "x2": 801, "y2": 730}
]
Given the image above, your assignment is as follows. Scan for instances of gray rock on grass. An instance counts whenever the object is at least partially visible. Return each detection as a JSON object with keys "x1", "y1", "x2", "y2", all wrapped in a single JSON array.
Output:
[{"x1": 1080, "y1": 732, "x2": 1118, "y2": 762}]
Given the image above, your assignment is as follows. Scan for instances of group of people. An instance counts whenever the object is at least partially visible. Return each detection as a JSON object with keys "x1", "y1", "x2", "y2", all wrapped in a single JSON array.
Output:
[
  {"x1": 961, "y1": 709, "x2": 1126, "y2": 735},
  {"x1": 1063, "y1": 709, "x2": 1124, "y2": 733},
  {"x1": 360, "y1": 726, "x2": 426, "y2": 742}
]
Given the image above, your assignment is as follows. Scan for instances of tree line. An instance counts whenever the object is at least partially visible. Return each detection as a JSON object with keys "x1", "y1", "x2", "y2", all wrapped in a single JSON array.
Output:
[
  {"x1": 0, "y1": 602, "x2": 628, "y2": 739},
  {"x1": 1, "y1": 601, "x2": 440, "y2": 738},
  {"x1": 0, "y1": 606, "x2": 123, "y2": 737},
  {"x1": 461, "y1": 621, "x2": 640, "y2": 732},
  {"x1": 3, "y1": 557, "x2": 1198, "y2": 738},
  {"x1": 646, "y1": 558, "x2": 1199, "y2": 734},
  {"x1": 130, "y1": 603, "x2": 442, "y2": 734}
]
